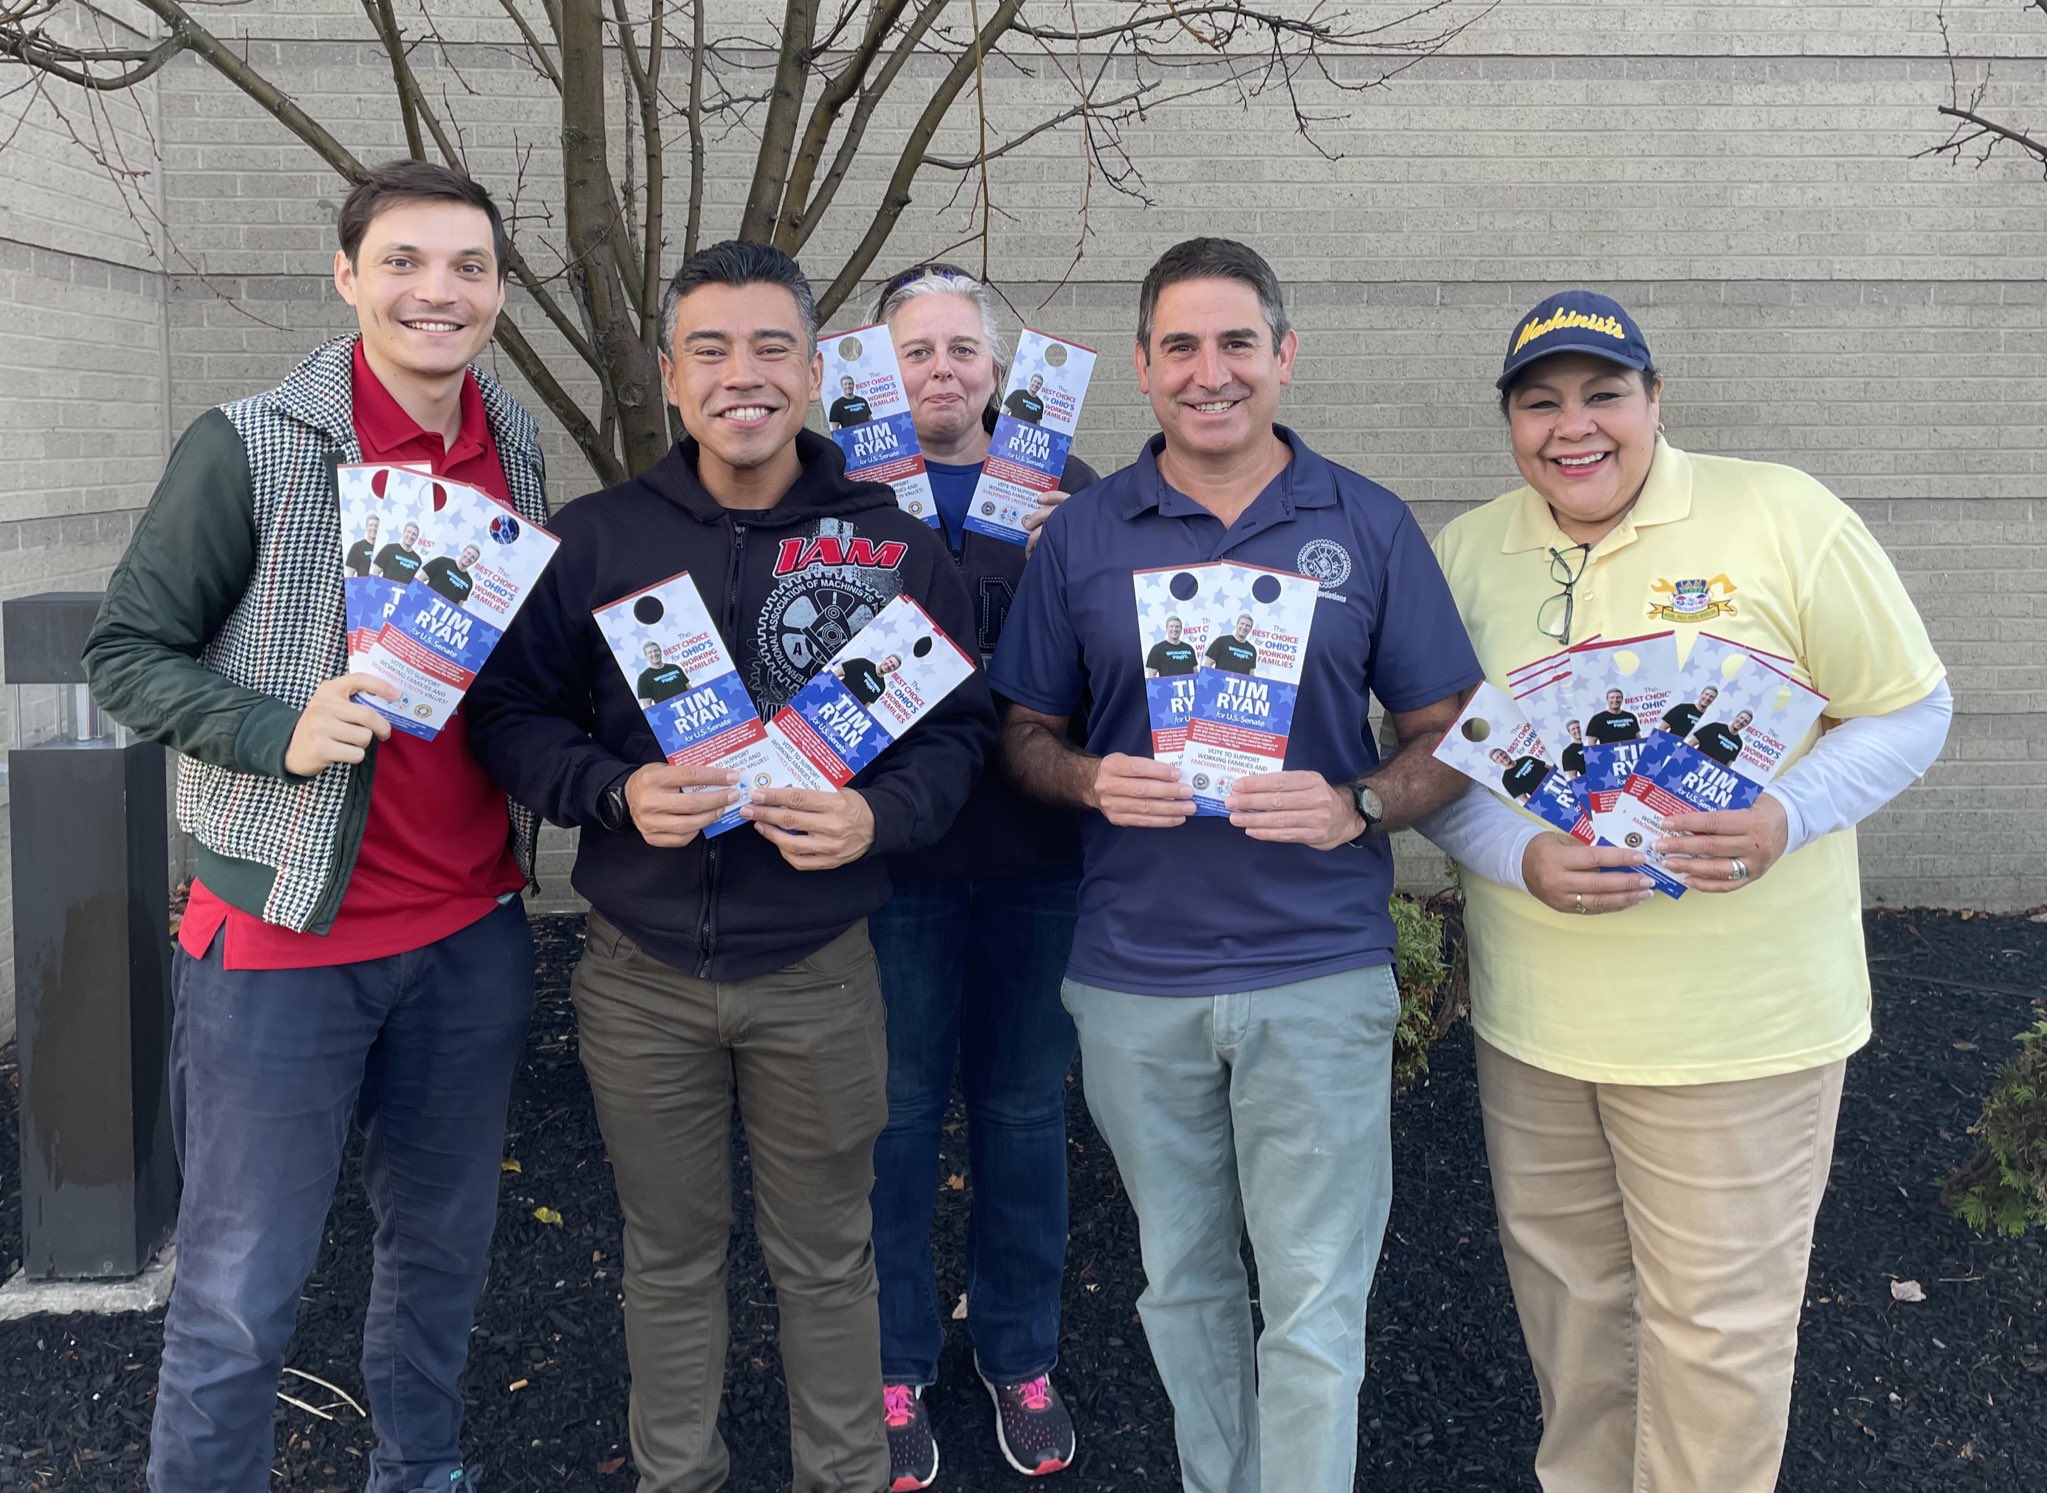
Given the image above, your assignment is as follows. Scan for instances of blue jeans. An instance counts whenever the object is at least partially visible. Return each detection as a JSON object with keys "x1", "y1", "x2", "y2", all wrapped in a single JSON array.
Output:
[
  {"x1": 868, "y1": 868, "x2": 1080, "y2": 1386},
  {"x1": 1061, "y1": 964, "x2": 1400, "y2": 1493},
  {"x1": 149, "y1": 899, "x2": 534, "y2": 1493}
]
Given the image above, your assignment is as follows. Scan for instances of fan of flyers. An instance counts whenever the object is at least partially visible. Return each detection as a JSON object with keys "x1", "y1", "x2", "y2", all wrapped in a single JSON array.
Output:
[
  {"x1": 1434, "y1": 630, "x2": 1828, "y2": 898},
  {"x1": 1131, "y1": 559, "x2": 1319, "y2": 816},
  {"x1": 594, "y1": 574, "x2": 976, "y2": 837},
  {"x1": 336, "y1": 463, "x2": 560, "y2": 739}
]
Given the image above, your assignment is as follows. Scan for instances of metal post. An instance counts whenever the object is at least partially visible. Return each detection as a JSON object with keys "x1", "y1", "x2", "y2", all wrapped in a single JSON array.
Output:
[{"x1": 5, "y1": 592, "x2": 176, "y2": 1280}]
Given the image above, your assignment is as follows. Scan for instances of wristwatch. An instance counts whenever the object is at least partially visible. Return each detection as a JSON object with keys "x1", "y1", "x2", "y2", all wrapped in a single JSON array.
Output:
[
  {"x1": 1346, "y1": 782, "x2": 1384, "y2": 847},
  {"x1": 597, "y1": 778, "x2": 631, "y2": 833}
]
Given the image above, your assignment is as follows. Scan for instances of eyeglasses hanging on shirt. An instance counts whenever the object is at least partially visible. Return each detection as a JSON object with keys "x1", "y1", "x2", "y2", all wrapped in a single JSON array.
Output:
[{"x1": 1536, "y1": 543, "x2": 1591, "y2": 646}]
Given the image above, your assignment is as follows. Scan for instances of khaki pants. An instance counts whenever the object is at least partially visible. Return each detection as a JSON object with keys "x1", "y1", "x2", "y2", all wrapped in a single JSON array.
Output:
[
  {"x1": 1475, "y1": 1039, "x2": 1846, "y2": 1493},
  {"x1": 572, "y1": 913, "x2": 890, "y2": 1493}
]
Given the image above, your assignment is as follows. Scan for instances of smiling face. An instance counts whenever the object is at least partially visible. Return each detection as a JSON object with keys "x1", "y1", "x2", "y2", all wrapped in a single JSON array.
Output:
[
  {"x1": 1489, "y1": 748, "x2": 1514, "y2": 768},
  {"x1": 402, "y1": 522, "x2": 420, "y2": 548},
  {"x1": 1234, "y1": 614, "x2": 1254, "y2": 640},
  {"x1": 660, "y1": 281, "x2": 822, "y2": 507},
  {"x1": 840, "y1": 375, "x2": 855, "y2": 395},
  {"x1": 1731, "y1": 710, "x2": 1753, "y2": 731},
  {"x1": 1028, "y1": 374, "x2": 1043, "y2": 394},
  {"x1": 1606, "y1": 689, "x2": 1623, "y2": 710},
  {"x1": 879, "y1": 654, "x2": 902, "y2": 674},
  {"x1": 890, "y1": 292, "x2": 999, "y2": 459},
  {"x1": 1165, "y1": 618, "x2": 1182, "y2": 641},
  {"x1": 643, "y1": 641, "x2": 664, "y2": 666},
  {"x1": 1135, "y1": 276, "x2": 1296, "y2": 471},
  {"x1": 1507, "y1": 352, "x2": 1662, "y2": 547},
  {"x1": 1698, "y1": 685, "x2": 1719, "y2": 708},
  {"x1": 334, "y1": 197, "x2": 505, "y2": 393},
  {"x1": 1567, "y1": 720, "x2": 1582, "y2": 742},
  {"x1": 363, "y1": 515, "x2": 379, "y2": 540},
  {"x1": 457, "y1": 543, "x2": 481, "y2": 570}
]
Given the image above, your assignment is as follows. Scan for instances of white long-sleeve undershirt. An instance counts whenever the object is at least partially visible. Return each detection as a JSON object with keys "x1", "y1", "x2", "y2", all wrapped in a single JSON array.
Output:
[{"x1": 1414, "y1": 679, "x2": 1954, "y2": 891}]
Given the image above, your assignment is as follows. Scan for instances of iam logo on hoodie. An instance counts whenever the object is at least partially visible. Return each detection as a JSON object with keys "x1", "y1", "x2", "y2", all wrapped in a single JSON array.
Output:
[{"x1": 752, "y1": 518, "x2": 909, "y2": 712}]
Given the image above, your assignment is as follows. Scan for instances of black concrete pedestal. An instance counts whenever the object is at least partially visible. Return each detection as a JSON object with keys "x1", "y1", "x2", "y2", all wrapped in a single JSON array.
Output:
[{"x1": 6, "y1": 593, "x2": 176, "y2": 1281}]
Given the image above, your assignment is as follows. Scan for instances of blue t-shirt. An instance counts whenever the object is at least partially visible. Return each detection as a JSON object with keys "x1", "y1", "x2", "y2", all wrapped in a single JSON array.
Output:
[
  {"x1": 926, "y1": 457, "x2": 983, "y2": 553},
  {"x1": 990, "y1": 427, "x2": 1483, "y2": 997}
]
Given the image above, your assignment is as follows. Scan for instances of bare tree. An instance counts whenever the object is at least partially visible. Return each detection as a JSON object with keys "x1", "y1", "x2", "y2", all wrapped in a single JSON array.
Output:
[
  {"x1": 1917, "y1": 1, "x2": 2047, "y2": 182},
  {"x1": 2, "y1": 0, "x2": 1493, "y2": 484}
]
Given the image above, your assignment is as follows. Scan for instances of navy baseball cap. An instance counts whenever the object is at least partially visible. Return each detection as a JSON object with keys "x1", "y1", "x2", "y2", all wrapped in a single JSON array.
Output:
[{"x1": 1496, "y1": 290, "x2": 1653, "y2": 390}]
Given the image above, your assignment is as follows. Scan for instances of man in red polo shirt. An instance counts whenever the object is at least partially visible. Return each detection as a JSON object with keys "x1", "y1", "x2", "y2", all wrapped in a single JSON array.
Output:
[{"x1": 84, "y1": 161, "x2": 549, "y2": 1493}]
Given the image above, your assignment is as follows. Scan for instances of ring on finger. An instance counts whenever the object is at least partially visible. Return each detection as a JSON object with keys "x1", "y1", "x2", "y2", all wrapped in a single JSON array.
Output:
[
  {"x1": 1730, "y1": 856, "x2": 1750, "y2": 881},
  {"x1": 1574, "y1": 892, "x2": 1586, "y2": 915}
]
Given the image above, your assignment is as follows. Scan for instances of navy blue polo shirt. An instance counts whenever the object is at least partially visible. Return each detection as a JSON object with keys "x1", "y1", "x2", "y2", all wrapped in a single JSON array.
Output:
[{"x1": 991, "y1": 427, "x2": 1482, "y2": 997}]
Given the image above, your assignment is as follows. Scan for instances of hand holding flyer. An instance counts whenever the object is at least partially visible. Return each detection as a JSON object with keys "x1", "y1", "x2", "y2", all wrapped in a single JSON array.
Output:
[
  {"x1": 763, "y1": 594, "x2": 977, "y2": 790},
  {"x1": 354, "y1": 475, "x2": 559, "y2": 739},
  {"x1": 1180, "y1": 563, "x2": 1320, "y2": 817},
  {"x1": 962, "y1": 330, "x2": 1097, "y2": 546},
  {"x1": 593, "y1": 571, "x2": 776, "y2": 838},
  {"x1": 820, "y1": 326, "x2": 937, "y2": 526}
]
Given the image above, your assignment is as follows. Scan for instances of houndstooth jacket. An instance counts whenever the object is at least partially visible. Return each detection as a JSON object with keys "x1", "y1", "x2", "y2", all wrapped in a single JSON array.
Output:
[{"x1": 87, "y1": 335, "x2": 549, "y2": 933}]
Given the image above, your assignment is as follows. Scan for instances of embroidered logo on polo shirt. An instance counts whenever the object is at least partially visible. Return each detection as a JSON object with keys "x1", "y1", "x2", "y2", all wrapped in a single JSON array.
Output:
[
  {"x1": 1296, "y1": 539, "x2": 1352, "y2": 602},
  {"x1": 1647, "y1": 573, "x2": 1738, "y2": 624}
]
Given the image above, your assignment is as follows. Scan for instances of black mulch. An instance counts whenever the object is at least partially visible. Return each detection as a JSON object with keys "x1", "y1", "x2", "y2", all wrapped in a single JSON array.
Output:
[{"x1": 1, "y1": 908, "x2": 2043, "y2": 1491}]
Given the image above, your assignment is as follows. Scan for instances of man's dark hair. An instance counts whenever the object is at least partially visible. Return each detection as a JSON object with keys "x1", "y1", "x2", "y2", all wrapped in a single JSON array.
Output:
[
  {"x1": 338, "y1": 160, "x2": 510, "y2": 282},
  {"x1": 1136, "y1": 237, "x2": 1291, "y2": 357},
  {"x1": 659, "y1": 240, "x2": 819, "y2": 354}
]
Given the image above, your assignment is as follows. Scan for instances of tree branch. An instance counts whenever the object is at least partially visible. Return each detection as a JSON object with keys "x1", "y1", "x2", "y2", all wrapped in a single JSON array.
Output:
[
  {"x1": 611, "y1": 0, "x2": 665, "y2": 348},
  {"x1": 495, "y1": 0, "x2": 562, "y2": 89},
  {"x1": 495, "y1": 313, "x2": 625, "y2": 488},
  {"x1": 685, "y1": 0, "x2": 706, "y2": 257},
  {"x1": 739, "y1": 0, "x2": 816, "y2": 242},
  {"x1": 364, "y1": 0, "x2": 425, "y2": 159},
  {"x1": 815, "y1": 0, "x2": 1027, "y2": 320},
  {"x1": 784, "y1": 0, "x2": 947, "y2": 253},
  {"x1": 771, "y1": 0, "x2": 908, "y2": 250}
]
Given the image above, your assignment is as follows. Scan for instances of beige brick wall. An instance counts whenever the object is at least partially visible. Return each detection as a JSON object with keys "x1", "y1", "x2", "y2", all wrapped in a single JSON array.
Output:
[
  {"x1": 0, "y1": 0, "x2": 171, "y2": 1033},
  {"x1": 4, "y1": 0, "x2": 2045, "y2": 1028}
]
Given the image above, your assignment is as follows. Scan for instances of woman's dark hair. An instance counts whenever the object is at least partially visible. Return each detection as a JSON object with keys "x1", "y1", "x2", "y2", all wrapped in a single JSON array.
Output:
[
  {"x1": 338, "y1": 160, "x2": 510, "y2": 282},
  {"x1": 1498, "y1": 361, "x2": 1661, "y2": 418}
]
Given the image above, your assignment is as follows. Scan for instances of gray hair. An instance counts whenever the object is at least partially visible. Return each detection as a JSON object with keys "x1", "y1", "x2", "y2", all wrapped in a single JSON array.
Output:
[
  {"x1": 659, "y1": 239, "x2": 819, "y2": 354},
  {"x1": 873, "y1": 263, "x2": 1010, "y2": 424},
  {"x1": 1136, "y1": 237, "x2": 1291, "y2": 356}
]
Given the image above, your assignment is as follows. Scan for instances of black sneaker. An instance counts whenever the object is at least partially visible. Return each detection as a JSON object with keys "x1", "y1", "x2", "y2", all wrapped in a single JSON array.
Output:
[
  {"x1": 982, "y1": 1373, "x2": 1075, "y2": 1477},
  {"x1": 885, "y1": 1382, "x2": 939, "y2": 1491}
]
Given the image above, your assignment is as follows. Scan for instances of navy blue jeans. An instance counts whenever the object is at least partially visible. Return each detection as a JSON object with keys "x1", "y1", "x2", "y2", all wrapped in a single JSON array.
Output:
[
  {"x1": 867, "y1": 868, "x2": 1080, "y2": 1387},
  {"x1": 149, "y1": 899, "x2": 534, "y2": 1493}
]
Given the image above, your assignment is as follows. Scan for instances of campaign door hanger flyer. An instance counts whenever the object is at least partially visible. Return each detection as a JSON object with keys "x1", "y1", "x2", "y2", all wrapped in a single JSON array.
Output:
[
  {"x1": 1179, "y1": 562, "x2": 1319, "y2": 817},
  {"x1": 1433, "y1": 682, "x2": 1595, "y2": 845},
  {"x1": 357, "y1": 482, "x2": 561, "y2": 738},
  {"x1": 1513, "y1": 667, "x2": 1589, "y2": 808},
  {"x1": 819, "y1": 324, "x2": 938, "y2": 526},
  {"x1": 593, "y1": 571, "x2": 775, "y2": 837},
  {"x1": 764, "y1": 594, "x2": 976, "y2": 791},
  {"x1": 337, "y1": 462, "x2": 441, "y2": 668},
  {"x1": 962, "y1": 330, "x2": 1098, "y2": 546},
  {"x1": 1132, "y1": 565, "x2": 1217, "y2": 763},
  {"x1": 1566, "y1": 629, "x2": 1679, "y2": 840}
]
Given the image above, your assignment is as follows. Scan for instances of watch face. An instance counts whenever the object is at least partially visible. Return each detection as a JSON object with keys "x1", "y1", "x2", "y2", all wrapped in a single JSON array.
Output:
[{"x1": 1355, "y1": 785, "x2": 1384, "y2": 823}]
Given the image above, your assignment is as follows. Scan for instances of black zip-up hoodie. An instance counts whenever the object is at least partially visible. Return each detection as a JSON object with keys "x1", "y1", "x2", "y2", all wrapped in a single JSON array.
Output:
[{"x1": 467, "y1": 430, "x2": 995, "y2": 981}]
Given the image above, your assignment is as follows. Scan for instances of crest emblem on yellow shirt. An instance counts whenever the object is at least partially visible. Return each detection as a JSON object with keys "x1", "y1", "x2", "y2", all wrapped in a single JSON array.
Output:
[{"x1": 1647, "y1": 574, "x2": 1737, "y2": 624}]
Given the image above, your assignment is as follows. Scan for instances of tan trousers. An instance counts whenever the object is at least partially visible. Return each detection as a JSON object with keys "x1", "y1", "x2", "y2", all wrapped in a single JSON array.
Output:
[
  {"x1": 1475, "y1": 1039, "x2": 1846, "y2": 1493},
  {"x1": 572, "y1": 913, "x2": 890, "y2": 1493}
]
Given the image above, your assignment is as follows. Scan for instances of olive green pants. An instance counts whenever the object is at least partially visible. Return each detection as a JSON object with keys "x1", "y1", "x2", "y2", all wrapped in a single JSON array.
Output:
[{"x1": 572, "y1": 912, "x2": 890, "y2": 1493}]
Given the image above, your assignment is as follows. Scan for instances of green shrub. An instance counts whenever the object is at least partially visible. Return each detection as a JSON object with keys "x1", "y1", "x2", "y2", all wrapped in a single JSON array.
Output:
[
  {"x1": 1391, "y1": 890, "x2": 1466, "y2": 1095},
  {"x1": 1943, "y1": 1013, "x2": 2047, "y2": 1239}
]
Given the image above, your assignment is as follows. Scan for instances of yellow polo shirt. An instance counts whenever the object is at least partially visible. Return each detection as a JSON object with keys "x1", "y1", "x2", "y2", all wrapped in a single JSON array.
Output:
[{"x1": 1433, "y1": 440, "x2": 1945, "y2": 1084}]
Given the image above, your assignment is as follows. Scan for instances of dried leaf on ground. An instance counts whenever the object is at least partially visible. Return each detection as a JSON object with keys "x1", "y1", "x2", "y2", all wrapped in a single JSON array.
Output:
[{"x1": 1891, "y1": 1278, "x2": 1927, "y2": 1302}]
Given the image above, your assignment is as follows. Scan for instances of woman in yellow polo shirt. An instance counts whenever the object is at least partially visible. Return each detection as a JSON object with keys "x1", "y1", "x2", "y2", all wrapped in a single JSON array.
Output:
[{"x1": 1422, "y1": 290, "x2": 1952, "y2": 1493}]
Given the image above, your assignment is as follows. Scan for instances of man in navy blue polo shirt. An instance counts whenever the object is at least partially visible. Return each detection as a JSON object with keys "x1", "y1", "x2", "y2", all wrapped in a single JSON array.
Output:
[{"x1": 992, "y1": 238, "x2": 1481, "y2": 1493}]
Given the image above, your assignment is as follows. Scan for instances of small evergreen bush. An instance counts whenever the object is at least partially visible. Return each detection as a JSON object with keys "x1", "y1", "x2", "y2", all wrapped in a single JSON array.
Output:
[
  {"x1": 1391, "y1": 891, "x2": 1466, "y2": 1094},
  {"x1": 1943, "y1": 1013, "x2": 2047, "y2": 1239}
]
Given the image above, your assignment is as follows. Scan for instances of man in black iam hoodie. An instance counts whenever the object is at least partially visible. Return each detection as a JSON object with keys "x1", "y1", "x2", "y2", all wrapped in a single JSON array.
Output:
[{"x1": 467, "y1": 242, "x2": 993, "y2": 1493}]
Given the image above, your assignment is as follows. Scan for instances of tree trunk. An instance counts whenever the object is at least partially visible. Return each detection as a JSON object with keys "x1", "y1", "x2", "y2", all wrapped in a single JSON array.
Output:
[{"x1": 558, "y1": 0, "x2": 668, "y2": 479}]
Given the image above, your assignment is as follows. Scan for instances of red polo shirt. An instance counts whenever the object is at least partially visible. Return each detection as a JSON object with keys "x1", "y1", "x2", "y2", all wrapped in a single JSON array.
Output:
[{"x1": 180, "y1": 343, "x2": 526, "y2": 968}]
